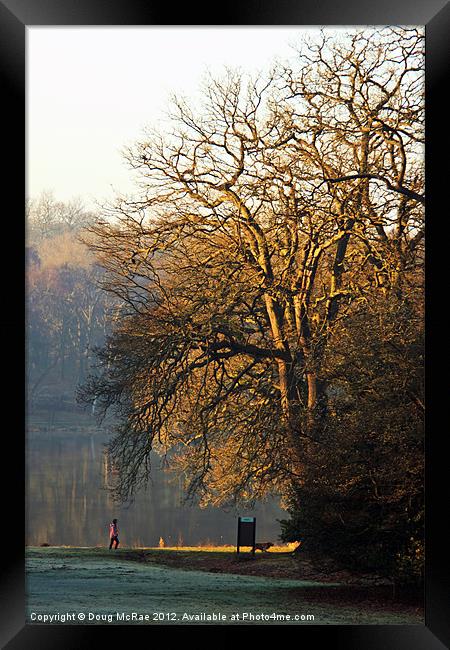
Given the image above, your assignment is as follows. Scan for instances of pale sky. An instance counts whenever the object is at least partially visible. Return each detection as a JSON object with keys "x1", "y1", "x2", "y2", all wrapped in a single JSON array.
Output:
[{"x1": 27, "y1": 27, "x2": 324, "y2": 210}]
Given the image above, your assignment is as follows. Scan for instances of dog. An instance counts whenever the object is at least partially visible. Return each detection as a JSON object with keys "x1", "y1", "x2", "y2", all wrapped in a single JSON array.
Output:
[{"x1": 255, "y1": 542, "x2": 274, "y2": 552}]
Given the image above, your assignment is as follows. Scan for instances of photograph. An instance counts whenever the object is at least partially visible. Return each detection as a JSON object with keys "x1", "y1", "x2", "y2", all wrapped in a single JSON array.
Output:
[
  {"x1": 25, "y1": 24, "x2": 426, "y2": 627},
  {"x1": 0, "y1": 2, "x2": 448, "y2": 645}
]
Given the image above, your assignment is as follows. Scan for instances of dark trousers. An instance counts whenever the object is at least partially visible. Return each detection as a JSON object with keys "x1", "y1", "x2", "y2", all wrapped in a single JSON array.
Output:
[{"x1": 109, "y1": 535, "x2": 119, "y2": 549}]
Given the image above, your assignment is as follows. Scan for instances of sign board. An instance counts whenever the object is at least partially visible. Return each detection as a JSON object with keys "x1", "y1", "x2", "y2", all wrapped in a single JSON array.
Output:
[{"x1": 237, "y1": 516, "x2": 256, "y2": 555}]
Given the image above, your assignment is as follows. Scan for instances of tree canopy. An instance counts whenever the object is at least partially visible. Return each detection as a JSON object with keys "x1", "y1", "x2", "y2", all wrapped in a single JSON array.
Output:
[{"x1": 79, "y1": 25, "x2": 424, "y2": 545}]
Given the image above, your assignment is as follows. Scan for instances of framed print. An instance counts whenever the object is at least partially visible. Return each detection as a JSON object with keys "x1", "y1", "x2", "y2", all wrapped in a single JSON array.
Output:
[{"x1": 1, "y1": 0, "x2": 448, "y2": 646}]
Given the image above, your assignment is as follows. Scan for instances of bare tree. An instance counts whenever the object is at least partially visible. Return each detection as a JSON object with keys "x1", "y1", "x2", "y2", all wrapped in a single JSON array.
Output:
[
  {"x1": 80, "y1": 27, "x2": 424, "y2": 504},
  {"x1": 26, "y1": 191, "x2": 96, "y2": 244}
]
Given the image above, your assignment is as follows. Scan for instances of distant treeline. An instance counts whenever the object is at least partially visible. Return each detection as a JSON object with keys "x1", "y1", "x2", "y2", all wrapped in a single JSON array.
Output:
[{"x1": 26, "y1": 192, "x2": 115, "y2": 411}]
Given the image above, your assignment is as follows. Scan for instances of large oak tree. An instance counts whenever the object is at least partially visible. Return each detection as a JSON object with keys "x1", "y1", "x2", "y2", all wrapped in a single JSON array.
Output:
[{"x1": 80, "y1": 28, "x2": 424, "y2": 508}]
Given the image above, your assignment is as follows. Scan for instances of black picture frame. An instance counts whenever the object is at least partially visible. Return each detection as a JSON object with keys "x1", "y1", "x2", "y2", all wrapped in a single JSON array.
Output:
[{"x1": 1, "y1": 0, "x2": 448, "y2": 646}]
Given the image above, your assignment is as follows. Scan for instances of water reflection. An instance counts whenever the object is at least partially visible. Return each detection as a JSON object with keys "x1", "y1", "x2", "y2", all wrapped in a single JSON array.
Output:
[{"x1": 26, "y1": 431, "x2": 287, "y2": 547}]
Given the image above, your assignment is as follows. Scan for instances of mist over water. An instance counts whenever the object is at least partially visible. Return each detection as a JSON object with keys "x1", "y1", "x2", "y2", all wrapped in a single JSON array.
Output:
[{"x1": 26, "y1": 429, "x2": 286, "y2": 548}]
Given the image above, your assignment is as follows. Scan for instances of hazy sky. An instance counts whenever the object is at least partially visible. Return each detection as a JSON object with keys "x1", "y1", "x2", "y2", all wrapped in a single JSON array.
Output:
[{"x1": 27, "y1": 27, "x2": 324, "y2": 210}]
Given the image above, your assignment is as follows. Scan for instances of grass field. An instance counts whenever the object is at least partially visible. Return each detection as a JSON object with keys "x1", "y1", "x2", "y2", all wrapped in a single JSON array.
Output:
[{"x1": 25, "y1": 546, "x2": 423, "y2": 625}]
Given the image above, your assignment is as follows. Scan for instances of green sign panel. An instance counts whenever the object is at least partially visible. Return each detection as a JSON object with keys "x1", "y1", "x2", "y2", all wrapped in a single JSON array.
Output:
[{"x1": 237, "y1": 516, "x2": 256, "y2": 554}]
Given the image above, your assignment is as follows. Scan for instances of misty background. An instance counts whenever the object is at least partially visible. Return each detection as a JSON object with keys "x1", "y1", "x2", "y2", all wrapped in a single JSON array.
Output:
[{"x1": 26, "y1": 27, "x2": 302, "y2": 546}]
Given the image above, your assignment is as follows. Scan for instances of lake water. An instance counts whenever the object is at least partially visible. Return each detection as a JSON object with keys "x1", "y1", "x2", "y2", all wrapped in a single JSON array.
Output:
[{"x1": 26, "y1": 429, "x2": 287, "y2": 548}]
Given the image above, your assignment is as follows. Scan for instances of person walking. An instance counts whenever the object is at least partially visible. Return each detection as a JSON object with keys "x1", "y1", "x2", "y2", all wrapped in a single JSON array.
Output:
[{"x1": 109, "y1": 518, "x2": 120, "y2": 549}]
